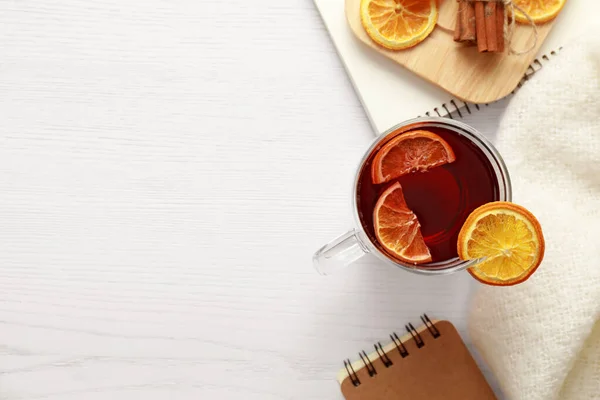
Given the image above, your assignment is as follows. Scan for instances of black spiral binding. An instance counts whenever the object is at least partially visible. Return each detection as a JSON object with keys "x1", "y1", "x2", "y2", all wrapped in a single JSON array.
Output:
[
  {"x1": 421, "y1": 314, "x2": 440, "y2": 338},
  {"x1": 359, "y1": 351, "x2": 377, "y2": 377},
  {"x1": 405, "y1": 323, "x2": 424, "y2": 348},
  {"x1": 374, "y1": 342, "x2": 393, "y2": 367},
  {"x1": 343, "y1": 359, "x2": 361, "y2": 387},
  {"x1": 342, "y1": 314, "x2": 441, "y2": 387},
  {"x1": 390, "y1": 332, "x2": 409, "y2": 358},
  {"x1": 418, "y1": 49, "x2": 562, "y2": 120}
]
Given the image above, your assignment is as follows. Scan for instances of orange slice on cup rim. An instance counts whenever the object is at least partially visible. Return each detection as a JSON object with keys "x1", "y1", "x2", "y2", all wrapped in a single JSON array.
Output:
[
  {"x1": 360, "y1": 0, "x2": 438, "y2": 51},
  {"x1": 457, "y1": 201, "x2": 545, "y2": 286},
  {"x1": 374, "y1": 182, "x2": 432, "y2": 264},
  {"x1": 371, "y1": 130, "x2": 456, "y2": 184}
]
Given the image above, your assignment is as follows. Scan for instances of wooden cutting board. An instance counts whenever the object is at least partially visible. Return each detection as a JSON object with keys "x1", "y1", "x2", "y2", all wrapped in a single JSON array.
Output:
[{"x1": 346, "y1": 0, "x2": 557, "y2": 103}]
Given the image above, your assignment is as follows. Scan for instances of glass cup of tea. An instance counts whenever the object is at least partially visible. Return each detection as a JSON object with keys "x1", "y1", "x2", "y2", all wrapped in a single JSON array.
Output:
[{"x1": 314, "y1": 117, "x2": 512, "y2": 276}]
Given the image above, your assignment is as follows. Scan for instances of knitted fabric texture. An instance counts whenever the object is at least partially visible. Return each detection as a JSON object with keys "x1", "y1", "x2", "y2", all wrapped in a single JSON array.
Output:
[{"x1": 468, "y1": 25, "x2": 600, "y2": 400}]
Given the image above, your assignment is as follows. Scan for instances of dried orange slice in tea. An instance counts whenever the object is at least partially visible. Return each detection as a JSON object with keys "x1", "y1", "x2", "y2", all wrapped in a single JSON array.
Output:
[
  {"x1": 360, "y1": 0, "x2": 438, "y2": 50},
  {"x1": 513, "y1": 0, "x2": 566, "y2": 24},
  {"x1": 371, "y1": 130, "x2": 456, "y2": 184},
  {"x1": 374, "y1": 182, "x2": 432, "y2": 264},
  {"x1": 457, "y1": 202, "x2": 545, "y2": 286}
]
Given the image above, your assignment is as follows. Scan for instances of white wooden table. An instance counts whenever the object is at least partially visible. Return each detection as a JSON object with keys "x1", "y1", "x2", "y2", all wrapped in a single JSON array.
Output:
[{"x1": 0, "y1": 1, "x2": 493, "y2": 398}]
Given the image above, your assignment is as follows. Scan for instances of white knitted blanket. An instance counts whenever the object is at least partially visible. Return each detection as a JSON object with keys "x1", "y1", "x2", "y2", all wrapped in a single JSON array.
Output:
[{"x1": 468, "y1": 26, "x2": 600, "y2": 400}]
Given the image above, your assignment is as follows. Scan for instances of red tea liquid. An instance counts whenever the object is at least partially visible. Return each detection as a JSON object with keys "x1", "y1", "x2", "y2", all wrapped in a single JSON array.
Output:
[{"x1": 357, "y1": 126, "x2": 500, "y2": 264}]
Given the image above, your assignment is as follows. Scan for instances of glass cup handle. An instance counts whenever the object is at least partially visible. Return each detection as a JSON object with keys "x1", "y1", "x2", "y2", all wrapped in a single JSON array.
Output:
[{"x1": 313, "y1": 229, "x2": 369, "y2": 275}]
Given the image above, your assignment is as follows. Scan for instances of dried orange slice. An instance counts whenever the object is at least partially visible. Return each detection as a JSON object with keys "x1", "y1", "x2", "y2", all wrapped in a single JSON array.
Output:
[
  {"x1": 513, "y1": 0, "x2": 566, "y2": 24},
  {"x1": 360, "y1": 0, "x2": 438, "y2": 51},
  {"x1": 374, "y1": 182, "x2": 432, "y2": 264},
  {"x1": 457, "y1": 202, "x2": 545, "y2": 286},
  {"x1": 371, "y1": 130, "x2": 455, "y2": 184}
]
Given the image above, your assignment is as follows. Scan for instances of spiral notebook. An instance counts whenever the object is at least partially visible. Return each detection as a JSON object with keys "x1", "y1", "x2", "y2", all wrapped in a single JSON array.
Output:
[
  {"x1": 338, "y1": 315, "x2": 496, "y2": 399},
  {"x1": 314, "y1": 0, "x2": 593, "y2": 134}
]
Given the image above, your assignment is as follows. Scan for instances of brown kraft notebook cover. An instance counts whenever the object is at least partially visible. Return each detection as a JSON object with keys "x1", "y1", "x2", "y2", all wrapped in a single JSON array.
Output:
[{"x1": 338, "y1": 315, "x2": 496, "y2": 399}]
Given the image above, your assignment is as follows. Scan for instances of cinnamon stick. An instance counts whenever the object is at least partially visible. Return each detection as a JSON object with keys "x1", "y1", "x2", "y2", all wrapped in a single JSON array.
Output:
[
  {"x1": 457, "y1": 0, "x2": 506, "y2": 53},
  {"x1": 475, "y1": 2, "x2": 487, "y2": 52},
  {"x1": 454, "y1": 1, "x2": 463, "y2": 41},
  {"x1": 496, "y1": 2, "x2": 505, "y2": 52},
  {"x1": 484, "y1": 2, "x2": 498, "y2": 52},
  {"x1": 454, "y1": 5, "x2": 463, "y2": 41},
  {"x1": 454, "y1": 0, "x2": 476, "y2": 43}
]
